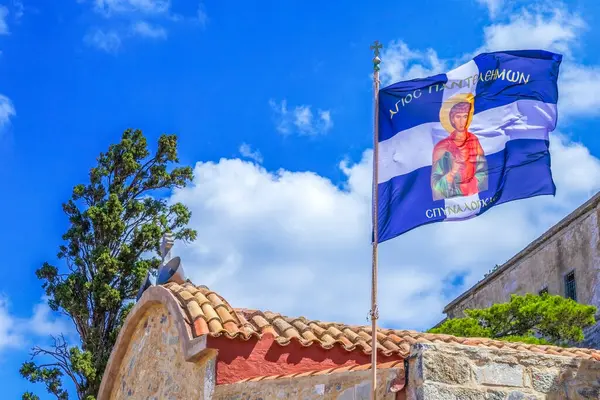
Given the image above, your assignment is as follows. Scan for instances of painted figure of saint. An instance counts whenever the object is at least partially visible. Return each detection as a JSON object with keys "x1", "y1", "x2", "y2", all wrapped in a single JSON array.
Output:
[{"x1": 431, "y1": 101, "x2": 488, "y2": 200}]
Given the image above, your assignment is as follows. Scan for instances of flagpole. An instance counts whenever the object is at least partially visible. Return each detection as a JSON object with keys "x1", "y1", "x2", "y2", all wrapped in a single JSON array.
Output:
[{"x1": 369, "y1": 40, "x2": 382, "y2": 400}]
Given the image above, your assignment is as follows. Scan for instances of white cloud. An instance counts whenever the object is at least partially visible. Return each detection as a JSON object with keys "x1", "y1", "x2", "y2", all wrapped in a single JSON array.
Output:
[
  {"x1": 381, "y1": 6, "x2": 600, "y2": 119},
  {"x1": 85, "y1": 21, "x2": 170, "y2": 52},
  {"x1": 197, "y1": 2, "x2": 208, "y2": 28},
  {"x1": 0, "y1": 296, "x2": 72, "y2": 352},
  {"x1": 380, "y1": 8, "x2": 587, "y2": 88},
  {"x1": 27, "y1": 298, "x2": 72, "y2": 337},
  {"x1": 93, "y1": 0, "x2": 170, "y2": 16},
  {"x1": 477, "y1": 0, "x2": 505, "y2": 18},
  {"x1": 480, "y1": 8, "x2": 585, "y2": 56},
  {"x1": 83, "y1": 0, "x2": 208, "y2": 52},
  {"x1": 169, "y1": 133, "x2": 599, "y2": 330},
  {"x1": 0, "y1": 297, "x2": 23, "y2": 351},
  {"x1": 559, "y1": 64, "x2": 600, "y2": 117},
  {"x1": 318, "y1": 110, "x2": 333, "y2": 131},
  {"x1": 239, "y1": 143, "x2": 263, "y2": 164},
  {"x1": 379, "y1": 40, "x2": 446, "y2": 87},
  {"x1": 84, "y1": 28, "x2": 121, "y2": 53},
  {"x1": 0, "y1": 95, "x2": 15, "y2": 127},
  {"x1": 131, "y1": 21, "x2": 167, "y2": 39},
  {"x1": 269, "y1": 99, "x2": 333, "y2": 136},
  {"x1": 13, "y1": 0, "x2": 23, "y2": 21},
  {"x1": 550, "y1": 133, "x2": 600, "y2": 195},
  {"x1": 0, "y1": 6, "x2": 9, "y2": 35}
]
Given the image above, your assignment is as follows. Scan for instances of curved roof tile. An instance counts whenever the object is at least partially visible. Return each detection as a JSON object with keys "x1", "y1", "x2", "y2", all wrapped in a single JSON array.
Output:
[{"x1": 164, "y1": 281, "x2": 600, "y2": 362}]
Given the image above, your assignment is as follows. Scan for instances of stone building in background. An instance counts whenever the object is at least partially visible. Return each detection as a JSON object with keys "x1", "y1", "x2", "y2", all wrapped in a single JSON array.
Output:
[
  {"x1": 442, "y1": 191, "x2": 600, "y2": 349},
  {"x1": 98, "y1": 280, "x2": 600, "y2": 399}
]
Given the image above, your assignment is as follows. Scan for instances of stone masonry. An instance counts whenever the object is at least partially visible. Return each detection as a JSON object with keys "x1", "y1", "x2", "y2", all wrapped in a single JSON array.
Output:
[
  {"x1": 108, "y1": 304, "x2": 215, "y2": 400},
  {"x1": 407, "y1": 343, "x2": 600, "y2": 400},
  {"x1": 443, "y1": 192, "x2": 600, "y2": 349}
]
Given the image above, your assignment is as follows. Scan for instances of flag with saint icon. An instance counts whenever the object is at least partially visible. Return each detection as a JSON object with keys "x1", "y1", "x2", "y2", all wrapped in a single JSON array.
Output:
[
  {"x1": 365, "y1": 43, "x2": 561, "y2": 399},
  {"x1": 375, "y1": 49, "x2": 561, "y2": 242}
]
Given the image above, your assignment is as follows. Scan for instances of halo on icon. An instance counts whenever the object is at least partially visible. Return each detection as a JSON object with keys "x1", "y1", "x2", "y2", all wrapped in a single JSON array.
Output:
[{"x1": 439, "y1": 92, "x2": 475, "y2": 133}]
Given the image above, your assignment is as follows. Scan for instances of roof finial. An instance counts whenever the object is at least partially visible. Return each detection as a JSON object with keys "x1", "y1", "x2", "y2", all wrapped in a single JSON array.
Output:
[
  {"x1": 137, "y1": 231, "x2": 186, "y2": 301},
  {"x1": 160, "y1": 231, "x2": 175, "y2": 262},
  {"x1": 156, "y1": 231, "x2": 186, "y2": 286}
]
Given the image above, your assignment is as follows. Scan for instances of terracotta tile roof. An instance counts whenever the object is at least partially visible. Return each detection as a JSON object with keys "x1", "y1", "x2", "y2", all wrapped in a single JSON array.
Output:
[
  {"x1": 164, "y1": 282, "x2": 600, "y2": 361},
  {"x1": 236, "y1": 360, "x2": 405, "y2": 383}
]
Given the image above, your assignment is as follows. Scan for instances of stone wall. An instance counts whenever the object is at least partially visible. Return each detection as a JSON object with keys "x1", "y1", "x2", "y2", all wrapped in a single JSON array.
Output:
[
  {"x1": 407, "y1": 343, "x2": 600, "y2": 400},
  {"x1": 582, "y1": 315, "x2": 600, "y2": 349},
  {"x1": 444, "y1": 196, "x2": 600, "y2": 348},
  {"x1": 446, "y1": 200, "x2": 599, "y2": 318},
  {"x1": 109, "y1": 304, "x2": 215, "y2": 400},
  {"x1": 213, "y1": 367, "x2": 405, "y2": 400}
]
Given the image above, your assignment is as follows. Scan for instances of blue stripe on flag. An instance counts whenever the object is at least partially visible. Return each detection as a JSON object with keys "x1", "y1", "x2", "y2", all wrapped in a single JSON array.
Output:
[
  {"x1": 473, "y1": 50, "x2": 562, "y2": 115},
  {"x1": 377, "y1": 139, "x2": 555, "y2": 242},
  {"x1": 378, "y1": 74, "x2": 447, "y2": 141},
  {"x1": 377, "y1": 167, "x2": 444, "y2": 240},
  {"x1": 494, "y1": 139, "x2": 555, "y2": 203}
]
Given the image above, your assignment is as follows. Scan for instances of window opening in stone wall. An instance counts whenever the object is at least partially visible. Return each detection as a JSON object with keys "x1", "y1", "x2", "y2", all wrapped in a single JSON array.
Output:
[
  {"x1": 539, "y1": 287, "x2": 548, "y2": 296},
  {"x1": 564, "y1": 271, "x2": 577, "y2": 301}
]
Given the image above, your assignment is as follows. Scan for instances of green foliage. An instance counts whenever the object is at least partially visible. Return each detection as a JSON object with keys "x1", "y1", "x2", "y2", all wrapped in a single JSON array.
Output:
[
  {"x1": 21, "y1": 129, "x2": 197, "y2": 399},
  {"x1": 429, "y1": 293, "x2": 597, "y2": 346}
]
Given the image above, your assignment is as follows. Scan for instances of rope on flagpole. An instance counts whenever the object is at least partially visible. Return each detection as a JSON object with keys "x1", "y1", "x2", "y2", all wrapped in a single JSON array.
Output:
[{"x1": 369, "y1": 40, "x2": 382, "y2": 400}]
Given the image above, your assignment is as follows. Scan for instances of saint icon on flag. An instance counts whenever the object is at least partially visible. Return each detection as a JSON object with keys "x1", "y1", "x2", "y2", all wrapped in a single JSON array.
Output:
[{"x1": 431, "y1": 94, "x2": 488, "y2": 201}]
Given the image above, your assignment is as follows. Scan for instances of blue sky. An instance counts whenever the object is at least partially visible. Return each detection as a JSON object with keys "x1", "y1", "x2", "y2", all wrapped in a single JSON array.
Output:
[{"x1": 1, "y1": 0, "x2": 600, "y2": 398}]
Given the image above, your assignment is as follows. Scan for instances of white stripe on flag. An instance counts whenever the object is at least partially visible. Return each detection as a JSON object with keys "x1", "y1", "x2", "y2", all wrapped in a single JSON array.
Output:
[
  {"x1": 377, "y1": 100, "x2": 557, "y2": 184},
  {"x1": 444, "y1": 192, "x2": 481, "y2": 220},
  {"x1": 443, "y1": 60, "x2": 479, "y2": 101}
]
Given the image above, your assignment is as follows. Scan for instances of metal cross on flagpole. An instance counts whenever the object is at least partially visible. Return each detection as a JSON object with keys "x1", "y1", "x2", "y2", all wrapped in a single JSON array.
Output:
[{"x1": 369, "y1": 40, "x2": 382, "y2": 400}]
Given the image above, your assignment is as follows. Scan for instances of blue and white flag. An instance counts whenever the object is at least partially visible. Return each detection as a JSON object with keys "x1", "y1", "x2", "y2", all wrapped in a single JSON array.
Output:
[{"x1": 376, "y1": 50, "x2": 561, "y2": 243}]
